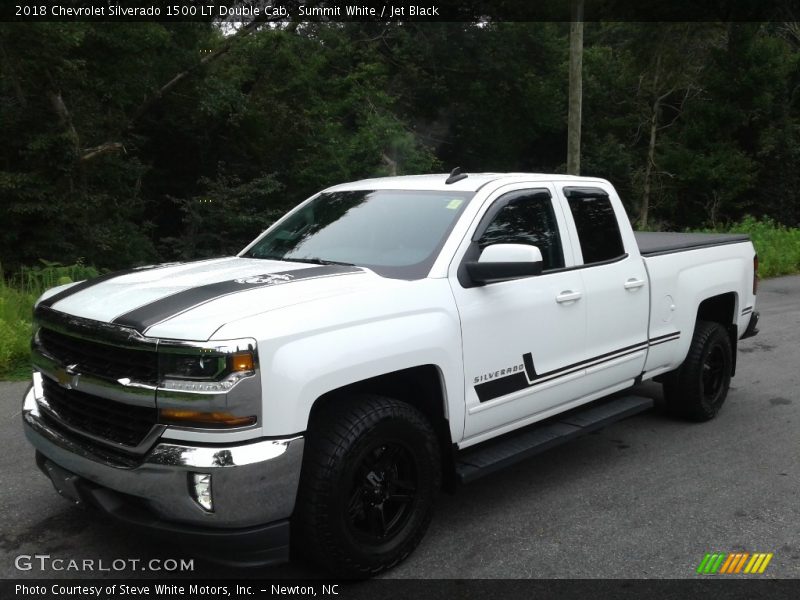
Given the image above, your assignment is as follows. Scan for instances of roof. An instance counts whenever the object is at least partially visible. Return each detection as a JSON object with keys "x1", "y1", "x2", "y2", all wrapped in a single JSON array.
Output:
[{"x1": 323, "y1": 173, "x2": 603, "y2": 193}]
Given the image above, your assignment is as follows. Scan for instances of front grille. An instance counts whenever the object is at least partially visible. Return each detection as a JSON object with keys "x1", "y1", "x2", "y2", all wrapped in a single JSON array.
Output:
[
  {"x1": 39, "y1": 327, "x2": 158, "y2": 385},
  {"x1": 36, "y1": 413, "x2": 142, "y2": 468},
  {"x1": 41, "y1": 376, "x2": 157, "y2": 448}
]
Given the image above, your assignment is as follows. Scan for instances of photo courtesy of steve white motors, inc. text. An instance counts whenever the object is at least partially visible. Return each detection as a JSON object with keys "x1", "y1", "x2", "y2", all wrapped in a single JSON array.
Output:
[{"x1": 14, "y1": 584, "x2": 339, "y2": 597}]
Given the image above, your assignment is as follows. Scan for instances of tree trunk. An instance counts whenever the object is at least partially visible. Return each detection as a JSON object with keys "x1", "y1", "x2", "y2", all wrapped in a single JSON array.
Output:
[
  {"x1": 640, "y1": 54, "x2": 662, "y2": 229},
  {"x1": 382, "y1": 153, "x2": 398, "y2": 176},
  {"x1": 566, "y1": 0, "x2": 584, "y2": 175},
  {"x1": 48, "y1": 90, "x2": 80, "y2": 151}
]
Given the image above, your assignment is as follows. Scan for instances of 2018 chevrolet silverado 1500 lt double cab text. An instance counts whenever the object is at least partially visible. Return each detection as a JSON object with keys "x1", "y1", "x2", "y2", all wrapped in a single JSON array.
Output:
[{"x1": 22, "y1": 172, "x2": 760, "y2": 576}]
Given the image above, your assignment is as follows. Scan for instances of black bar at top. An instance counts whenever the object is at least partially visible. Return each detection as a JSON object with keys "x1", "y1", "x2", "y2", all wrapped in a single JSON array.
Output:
[{"x1": 4, "y1": 0, "x2": 797, "y2": 23}]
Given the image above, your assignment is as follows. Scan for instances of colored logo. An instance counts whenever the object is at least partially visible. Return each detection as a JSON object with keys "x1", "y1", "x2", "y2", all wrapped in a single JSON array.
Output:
[
  {"x1": 234, "y1": 273, "x2": 294, "y2": 285},
  {"x1": 697, "y1": 552, "x2": 773, "y2": 574}
]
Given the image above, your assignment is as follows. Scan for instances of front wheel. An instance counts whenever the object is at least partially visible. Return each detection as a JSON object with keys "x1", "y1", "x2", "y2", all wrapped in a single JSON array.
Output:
[
  {"x1": 293, "y1": 395, "x2": 440, "y2": 577},
  {"x1": 663, "y1": 320, "x2": 733, "y2": 421}
]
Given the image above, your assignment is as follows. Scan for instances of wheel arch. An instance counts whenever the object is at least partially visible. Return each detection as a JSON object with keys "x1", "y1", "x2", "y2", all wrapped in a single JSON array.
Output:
[
  {"x1": 308, "y1": 365, "x2": 458, "y2": 491},
  {"x1": 695, "y1": 291, "x2": 739, "y2": 376}
]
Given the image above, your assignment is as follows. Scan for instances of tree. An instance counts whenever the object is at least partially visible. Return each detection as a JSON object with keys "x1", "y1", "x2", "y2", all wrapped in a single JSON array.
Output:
[{"x1": 566, "y1": 0, "x2": 584, "y2": 175}]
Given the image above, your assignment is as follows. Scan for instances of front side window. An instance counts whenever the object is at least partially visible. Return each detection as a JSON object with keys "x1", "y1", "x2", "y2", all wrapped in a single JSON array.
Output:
[
  {"x1": 243, "y1": 189, "x2": 473, "y2": 279},
  {"x1": 564, "y1": 188, "x2": 625, "y2": 264},
  {"x1": 478, "y1": 190, "x2": 565, "y2": 271}
]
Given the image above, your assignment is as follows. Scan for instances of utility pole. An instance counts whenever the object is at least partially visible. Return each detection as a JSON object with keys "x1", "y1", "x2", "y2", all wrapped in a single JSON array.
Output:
[{"x1": 567, "y1": 0, "x2": 584, "y2": 175}]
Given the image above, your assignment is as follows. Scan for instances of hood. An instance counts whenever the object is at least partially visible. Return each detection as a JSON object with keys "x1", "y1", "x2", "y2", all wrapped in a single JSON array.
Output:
[{"x1": 40, "y1": 257, "x2": 389, "y2": 340}]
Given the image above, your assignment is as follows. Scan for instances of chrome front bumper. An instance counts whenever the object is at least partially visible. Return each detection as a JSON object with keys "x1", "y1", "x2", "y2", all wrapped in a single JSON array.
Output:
[{"x1": 22, "y1": 378, "x2": 304, "y2": 530}]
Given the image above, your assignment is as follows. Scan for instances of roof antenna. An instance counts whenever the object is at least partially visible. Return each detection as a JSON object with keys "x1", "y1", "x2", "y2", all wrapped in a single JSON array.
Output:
[{"x1": 445, "y1": 167, "x2": 468, "y2": 185}]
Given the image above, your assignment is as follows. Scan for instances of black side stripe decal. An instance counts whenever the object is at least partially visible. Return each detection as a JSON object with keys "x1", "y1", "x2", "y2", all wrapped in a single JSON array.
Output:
[
  {"x1": 649, "y1": 332, "x2": 681, "y2": 347},
  {"x1": 475, "y1": 372, "x2": 530, "y2": 403},
  {"x1": 38, "y1": 258, "x2": 225, "y2": 309},
  {"x1": 523, "y1": 352, "x2": 537, "y2": 379},
  {"x1": 475, "y1": 332, "x2": 680, "y2": 403},
  {"x1": 112, "y1": 265, "x2": 363, "y2": 333}
]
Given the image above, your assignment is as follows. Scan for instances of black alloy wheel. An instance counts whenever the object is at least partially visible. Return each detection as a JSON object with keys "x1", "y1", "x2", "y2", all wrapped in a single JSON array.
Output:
[
  {"x1": 293, "y1": 394, "x2": 440, "y2": 577},
  {"x1": 663, "y1": 320, "x2": 733, "y2": 421},
  {"x1": 702, "y1": 343, "x2": 727, "y2": 405},
  {"x1": 346, "y1": 442, "x2": 419, "y2": 544}
]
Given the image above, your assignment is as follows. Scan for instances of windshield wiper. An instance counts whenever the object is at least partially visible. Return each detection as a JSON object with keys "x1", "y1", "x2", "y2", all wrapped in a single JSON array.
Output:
[
  {"x1": 292, "y1": 257, "x2": 357, "y2": 266},
  {"x1": 255, "y1": 255, "x2": 355, "y2": 267}
]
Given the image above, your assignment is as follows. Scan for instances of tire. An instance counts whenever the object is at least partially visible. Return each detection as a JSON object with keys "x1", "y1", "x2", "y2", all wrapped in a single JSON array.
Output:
[
  {"x1": 663, "y1": 320, "x2": 733, "y2": 421},
  {"x1": 293, "y1": 394, "x2": 441, "y2": 577}
]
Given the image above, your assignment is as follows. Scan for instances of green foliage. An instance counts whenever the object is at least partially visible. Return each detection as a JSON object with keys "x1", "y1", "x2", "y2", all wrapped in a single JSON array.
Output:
[
  {"x1": 5, "y1": 21, "x2": 800, "y2": 382},
  {"x1": 0, "y1": 279, "x2": 36, "y2": 380},
  {"x1": 1, "y1": 21, "x2": 800, "y2": 274},
  {"x1": 10, "y1": 259, "x2": 99, "y2": 295},
  {"x1": 0, "y1": 309, "x2": 32, "y2": 379},
  {"x1": 163, "y1": 172, "x2": 284, "y2": 259},
  {"x1": 0, "y1": 260, "x2": 102, "y2": 379},
  {"x1": 0, "y1": 22, "x2": 219, "y2": 271},
  {"x1": 696, "y1": 216, "x2": 800, "y2": 278}
]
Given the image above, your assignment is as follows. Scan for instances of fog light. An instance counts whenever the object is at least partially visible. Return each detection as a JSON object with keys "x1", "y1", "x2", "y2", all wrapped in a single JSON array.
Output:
[{"x1": 191, "y1": 473, "x2": 213, "y2": 511}]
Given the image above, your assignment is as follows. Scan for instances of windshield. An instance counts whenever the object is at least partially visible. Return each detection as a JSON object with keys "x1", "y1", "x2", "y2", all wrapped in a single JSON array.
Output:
[{"x1": 243, "y1": 189, "x2": 474, "y2": 279}]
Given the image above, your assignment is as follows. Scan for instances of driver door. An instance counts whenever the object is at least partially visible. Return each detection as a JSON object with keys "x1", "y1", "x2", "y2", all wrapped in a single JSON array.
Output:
[{"x1": 450, "y1": 185, "x2": 589, "y2": 442}]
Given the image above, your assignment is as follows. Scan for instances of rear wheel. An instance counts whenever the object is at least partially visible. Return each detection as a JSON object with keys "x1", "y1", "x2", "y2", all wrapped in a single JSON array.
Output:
[
  {"x1": 663, "y1": 320, "x2": 733, "y2": 421},
  {"x1": 293, "y1": 395, "x2": 440, "y2": 577}
]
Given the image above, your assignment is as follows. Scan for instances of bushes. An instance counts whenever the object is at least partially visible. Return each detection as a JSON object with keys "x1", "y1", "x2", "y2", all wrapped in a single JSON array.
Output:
[
  {"x1": 0, "y1": 283, "x2": 36, "y2": 379},
  {"x1": 728, "y1": 217, "x2": 800, "y2": 278},
  {"x1": 10, "y1": 259, "x2": 99, "y2": 295},
  {"x1": 0, "y1": 260, "x2": 100, "y2": 379},
  {"x1": 697, "y1": 216, "x2": 800, "y2": 278}
]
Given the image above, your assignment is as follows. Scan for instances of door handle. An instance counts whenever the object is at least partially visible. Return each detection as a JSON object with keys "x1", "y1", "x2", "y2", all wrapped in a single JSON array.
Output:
[
  {"x1": 556, "y1": 290, "x2": 582, "y2": 303},
  {"x1": 624, "y1": 278, "x2": 646, "y2": 290}
]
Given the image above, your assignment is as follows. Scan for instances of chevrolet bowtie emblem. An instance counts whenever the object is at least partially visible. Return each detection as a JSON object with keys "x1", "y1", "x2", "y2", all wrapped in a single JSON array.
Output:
[{"x1": 56, "y1": 364, "x2": 81, "y2": 389}]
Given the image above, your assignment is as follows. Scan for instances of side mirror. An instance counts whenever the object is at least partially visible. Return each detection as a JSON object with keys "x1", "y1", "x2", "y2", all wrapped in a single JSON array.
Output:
[{"x1": 465, "y1": 244, "x2": 543, "y2": 285}]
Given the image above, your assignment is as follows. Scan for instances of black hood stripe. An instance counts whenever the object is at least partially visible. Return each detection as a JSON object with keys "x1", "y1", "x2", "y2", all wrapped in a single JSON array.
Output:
[
  {"x1": 112, "y1": 265, "x2": 363, "y2": 333},
  {"x1": 38, "y1": 257, "x2": 227, "y2": 309}
]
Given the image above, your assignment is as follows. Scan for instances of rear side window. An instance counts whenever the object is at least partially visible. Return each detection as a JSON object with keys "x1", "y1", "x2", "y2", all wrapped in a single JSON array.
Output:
[
  {"x1": 564, "y1": 188, "x2": 625, "y2": 264},
  {"x1": 478, "y1": 190, "x2": 565, "y2": 270}
]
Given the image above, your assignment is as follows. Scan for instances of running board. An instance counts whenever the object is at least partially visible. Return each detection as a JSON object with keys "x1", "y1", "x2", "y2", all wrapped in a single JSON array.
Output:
[{"x1": 455, "y1": 395, "x2": 654, "y2": 483}]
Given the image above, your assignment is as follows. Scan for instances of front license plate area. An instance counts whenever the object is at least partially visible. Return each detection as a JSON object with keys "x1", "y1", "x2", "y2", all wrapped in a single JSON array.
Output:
[{"x1": 43, "y1": 460, "x2": 85, "y2": 506}]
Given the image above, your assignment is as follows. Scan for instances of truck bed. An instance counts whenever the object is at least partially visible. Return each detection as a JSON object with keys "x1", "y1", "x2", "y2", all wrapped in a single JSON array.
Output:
[{"x1": 635, "y1": 231, "x2": 750, "y2": 257}]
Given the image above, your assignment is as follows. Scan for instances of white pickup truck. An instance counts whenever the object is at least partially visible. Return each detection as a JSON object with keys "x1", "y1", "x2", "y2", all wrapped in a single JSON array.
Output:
[{"x1": 22, "y1": 172, "x2": 759, "y2": 576}]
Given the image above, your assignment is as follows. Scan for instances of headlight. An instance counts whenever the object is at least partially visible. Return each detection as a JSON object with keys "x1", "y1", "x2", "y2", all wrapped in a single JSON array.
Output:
[
  {"x1": 156, "y1": 339, "x2": 259, "y2": 428},
  {"x1": 159, "y1": 346, "x2": 255, "y2": 383},
  {"x1": 161, "y1": 351, "x2": 230, "y2": 380}
]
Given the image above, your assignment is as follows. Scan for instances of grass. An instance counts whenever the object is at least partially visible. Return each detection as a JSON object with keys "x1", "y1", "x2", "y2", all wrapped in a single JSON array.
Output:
[
  {"x1": 0, "y1": 261, "x2": 99, "y2": 380},
  {"x1": 0, "y1": 283, "x2": 37, "y2": 380},
  {"x1": 0, "y1": 219, "x2": 799, "y2": 381}
]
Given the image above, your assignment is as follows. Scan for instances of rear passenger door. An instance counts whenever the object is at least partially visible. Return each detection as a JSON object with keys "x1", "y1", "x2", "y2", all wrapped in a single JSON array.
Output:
[{"x1": 557, "y1": 185, "x2": 650, "y2": 392}]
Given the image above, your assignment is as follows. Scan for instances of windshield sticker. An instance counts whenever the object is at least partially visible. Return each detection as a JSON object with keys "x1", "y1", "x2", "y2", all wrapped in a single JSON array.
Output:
[{"x1": 446, "y1": 199, "x2": 464, "y2": 210}]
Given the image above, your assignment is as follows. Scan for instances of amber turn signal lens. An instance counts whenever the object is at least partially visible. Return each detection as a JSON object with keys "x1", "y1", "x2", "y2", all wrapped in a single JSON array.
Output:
[
  {"x1": 159, "y1": 409, "x2": 256, "y2": 427},
  {"x1": 230, "y1": 351, "x2": 255, "y2": 373}
]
